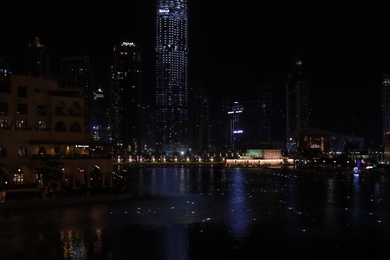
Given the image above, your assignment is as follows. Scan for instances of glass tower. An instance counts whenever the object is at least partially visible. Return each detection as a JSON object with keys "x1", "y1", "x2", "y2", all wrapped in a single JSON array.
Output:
[{"x1": 155, "y1": 0, "x2": 190, "y2": 157}]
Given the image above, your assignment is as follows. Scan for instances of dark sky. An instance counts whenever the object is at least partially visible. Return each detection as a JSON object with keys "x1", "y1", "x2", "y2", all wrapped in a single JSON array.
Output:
[{"x1": 1, "y1": 1, "x2": 389, "y2": 145}]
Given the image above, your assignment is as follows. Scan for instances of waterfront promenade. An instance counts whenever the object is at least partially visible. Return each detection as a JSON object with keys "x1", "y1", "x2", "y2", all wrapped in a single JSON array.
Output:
[
  {"x1": 0, "y1": 161, "x2": 278, "y2": 211},
  {"x1": 1, "y1": 158, "x2": 382, "y2": 211}
]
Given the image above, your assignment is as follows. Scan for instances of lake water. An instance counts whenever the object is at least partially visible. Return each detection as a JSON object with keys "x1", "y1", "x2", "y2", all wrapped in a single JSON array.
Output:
[{"x1": 1, "y1": 166, "x2": 390, "y2": 259}]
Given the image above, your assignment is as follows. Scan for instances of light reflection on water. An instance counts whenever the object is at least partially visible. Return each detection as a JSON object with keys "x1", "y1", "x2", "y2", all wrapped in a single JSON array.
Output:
[
  {"x1": 225, "y1": 168, "x2": 252, "y2": 241},
  {"x1": 1, "y1": 167, "x2": 390, "y2": 259}
]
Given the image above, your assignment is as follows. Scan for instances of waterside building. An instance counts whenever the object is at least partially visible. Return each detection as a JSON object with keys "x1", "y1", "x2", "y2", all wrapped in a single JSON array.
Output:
[{"x1": 0, "y1": 73, "x2": 112, "y2": 190}]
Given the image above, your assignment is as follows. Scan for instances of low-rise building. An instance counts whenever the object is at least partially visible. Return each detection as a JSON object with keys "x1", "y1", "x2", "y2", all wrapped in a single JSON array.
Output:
[{"x1": 0, "y1": 72, "x2": 112, "y2": 193}]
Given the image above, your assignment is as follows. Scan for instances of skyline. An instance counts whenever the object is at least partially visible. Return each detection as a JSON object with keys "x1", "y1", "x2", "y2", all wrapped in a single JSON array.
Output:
[{"x1": 1, "y1": 1, "x2": 389, "y2": 145}]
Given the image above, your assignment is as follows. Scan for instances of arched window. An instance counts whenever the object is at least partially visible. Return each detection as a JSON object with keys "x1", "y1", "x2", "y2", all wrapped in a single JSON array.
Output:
[
  {"x1": 70, "y1": 102, "x2": 82, "y2": 116},
  {"x1": 18, "y1": 146, "x2": 27, "y2": 157},
  {"x1": 55, "y1": 101, "x2": 66, "y2": 116}
]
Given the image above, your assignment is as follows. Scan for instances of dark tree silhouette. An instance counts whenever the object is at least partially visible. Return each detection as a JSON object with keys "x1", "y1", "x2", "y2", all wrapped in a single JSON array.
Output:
[
  {"x1": 36, "y1": 158, "x2": 64, "y2": 195},
  {"x1": 0, "y1": 163, "x2": 7, "y2": 191}
]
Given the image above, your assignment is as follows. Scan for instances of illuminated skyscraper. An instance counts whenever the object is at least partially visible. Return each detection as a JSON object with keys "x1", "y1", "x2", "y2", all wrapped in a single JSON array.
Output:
[
  {"x1": 111, "y1": 42, "x2": 142, "y2": 158},
  {"x1": 155, "y1": 0, "x2": 190, "y2": 157},
  {"x1": 228, "y1": 102, "x2": 244, "y2": 151}
]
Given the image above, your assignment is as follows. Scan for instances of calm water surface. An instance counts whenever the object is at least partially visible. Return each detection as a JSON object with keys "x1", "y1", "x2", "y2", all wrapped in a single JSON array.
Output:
[{"x1": 1, "y1": 166, "x2": 390, "y2": 259}]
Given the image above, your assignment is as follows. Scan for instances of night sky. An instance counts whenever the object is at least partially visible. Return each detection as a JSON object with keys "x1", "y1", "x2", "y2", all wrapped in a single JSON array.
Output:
[{"x1": 1, "y1": 1, "x2": 389, "y2": 145}]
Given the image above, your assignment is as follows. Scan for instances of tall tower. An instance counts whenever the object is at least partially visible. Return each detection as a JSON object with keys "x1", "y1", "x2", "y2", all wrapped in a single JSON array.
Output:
[
  {"x1": 90, "y1": 85, "x2": 110, "y2": 143},
  {"x1": 155, "y1": 0, "x2": 190, "y2": 157},
  {"x1": 286, "y1": 58, "x2": 310, "y2": 141},
  {"x1": 26, "y1": 37, "x2": 49, "y2": 77},
  {"x1": 382, "y1": 74, "x2": 390, "y2": 163},
  {"x1": 111, "y1": 42, "x2": 142, "y2": 159},
  {"x1": 191, "y1": 86, "x2": 211, "y2": 154},
  {"x1": 228, "y1": 102, "x2": 244, "y2": 152}
]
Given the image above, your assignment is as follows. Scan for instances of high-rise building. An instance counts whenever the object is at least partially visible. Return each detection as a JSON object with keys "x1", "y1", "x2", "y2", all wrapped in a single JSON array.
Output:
[
  {"x1": 155, "y1": 0, "x2": 190, "y2": 157},
  {"x1": 382, "y1": 74, "x2": 390, "y2": 163},
  {"x1": 60, "y1": 56, "x2": 91, "y2": 91},
  {"x1": 25, "y1": 37, "x2": 49, "y2": 77},
  {"x1": 286, "y1": 58, "x2": 310, "y2": 141},
  {"x1": 228, "y1": 101, "x2": 244, "y2": 152},
  {"x1": 191, "y1": 86, "x2": 211, "y2": 154},
  {"x1": 90, "y1": 85, "x2": 111, "y2": 143},
  {"x1": 111, "y1": 42, "x2": 142, "y2": 159},
  {"x1": 226, "y1": 89, "x2": 273, "y2": 153},
  {"x1": 255, "y1": 84, "x2": 273, "y2": 143},
  {"x1": 210, "y1": 97, "x2": 230, "y2": 153}
]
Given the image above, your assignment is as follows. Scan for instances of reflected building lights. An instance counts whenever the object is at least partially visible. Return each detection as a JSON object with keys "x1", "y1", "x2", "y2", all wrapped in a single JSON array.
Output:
[{"x1": 225, "y1": 170, "x2": 251, "y2": 241}]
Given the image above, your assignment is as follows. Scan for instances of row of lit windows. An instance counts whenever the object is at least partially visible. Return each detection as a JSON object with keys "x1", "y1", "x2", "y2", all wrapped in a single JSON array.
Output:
[
  {"x1": 0, "y1": 119, "x2": 81, "y2": 132},
  {"x1": 0, "y1": 103, "x2": 82, "y2": 116},
  {"x1": 0, "y1": 145, "x2": 92, "y2": 158},
  {"x1": 0, "y1": 119, "x2": 47, "y2": 130}
]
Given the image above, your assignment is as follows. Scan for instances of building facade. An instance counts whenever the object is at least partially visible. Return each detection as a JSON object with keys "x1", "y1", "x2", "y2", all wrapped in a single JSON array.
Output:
[
  {"x1": 155, "y1": 0, "x2": 190, "y2": 157},
  {"x1": 0, "y1": 73, "x2": 112, "y2": 191},
  {"x1": 226, "y1": 94, "x2": 274, "y2": 153},
  {"x1": 110, "y1": 42, "x2": 143, "y2": 160},
  {"x1": 291, "y1": 128, "x2": 365, "y2": 154}
]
